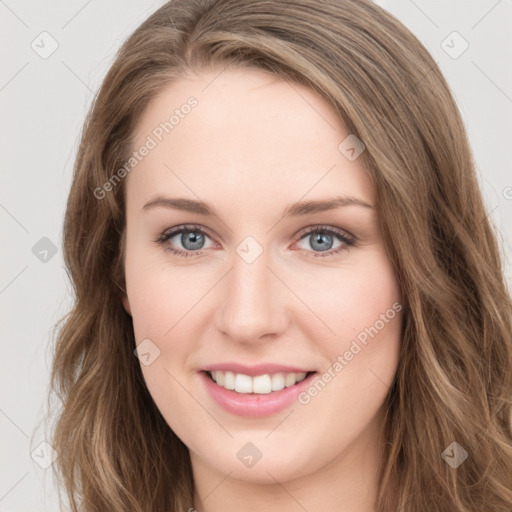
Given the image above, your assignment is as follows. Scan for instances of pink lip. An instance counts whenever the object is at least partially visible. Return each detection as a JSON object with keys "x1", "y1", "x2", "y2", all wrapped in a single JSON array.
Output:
[
  {"x1": 202, "y1": 362, "x2": 313, "y2": 377},
  {"x1": 199, "y1": 370, "x2": 318, "y2": 418}
]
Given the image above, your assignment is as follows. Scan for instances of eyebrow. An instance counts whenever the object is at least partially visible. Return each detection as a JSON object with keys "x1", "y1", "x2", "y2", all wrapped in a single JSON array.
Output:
[{"x1": 142, "y1": 195, "x2": 373, "y2": 217}]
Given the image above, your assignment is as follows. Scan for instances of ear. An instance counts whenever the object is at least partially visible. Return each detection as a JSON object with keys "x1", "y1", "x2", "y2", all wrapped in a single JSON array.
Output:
[{"x1": 122, "y1": 294, "x2": 132, "y2": 316}]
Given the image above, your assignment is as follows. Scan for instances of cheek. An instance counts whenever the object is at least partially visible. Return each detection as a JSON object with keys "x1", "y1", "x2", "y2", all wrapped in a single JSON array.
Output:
[
  {"x1": 341, "y1": 259, "x2": 401, "y2": 342},
  {"x1": 292, "y1": 257, "x2": 402, "y2": 459},
  {"x1": 301, "y1": 249, "x2": 402, "y2": 400},
  {"x1": 124, "y1": 241, "x2": 199, "y2": 339},
  {"x1": 298, "y1": 250, "x2": 402, "y2": 348}
]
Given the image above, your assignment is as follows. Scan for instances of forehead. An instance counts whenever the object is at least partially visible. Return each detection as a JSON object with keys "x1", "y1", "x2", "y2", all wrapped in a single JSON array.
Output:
[{"x1": 127, "y1": 67, "x2": 374, "y2": 214}]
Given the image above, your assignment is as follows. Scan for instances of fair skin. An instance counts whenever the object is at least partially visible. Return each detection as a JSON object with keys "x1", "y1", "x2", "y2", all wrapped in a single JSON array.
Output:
[{"x1": 122, "y1": 67, "x2": 402, "y2": 512}]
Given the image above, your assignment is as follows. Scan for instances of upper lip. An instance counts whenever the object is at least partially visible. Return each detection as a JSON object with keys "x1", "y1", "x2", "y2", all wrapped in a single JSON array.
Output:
[{"x1": 202, "y1": 362, "x2": 315, "y2": 377}]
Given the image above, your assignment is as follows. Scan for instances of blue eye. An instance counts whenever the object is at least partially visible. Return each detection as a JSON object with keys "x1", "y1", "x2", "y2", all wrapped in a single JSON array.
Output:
[
  {"x1": 155, "y1": 224, "x2": 355, "y2": 258},
  {"x1": 156, "y1": 224, "x2": 214, "y2": 257},
  {"x1": 295, "y1": 226, "x2": 355, "y2": 258}
]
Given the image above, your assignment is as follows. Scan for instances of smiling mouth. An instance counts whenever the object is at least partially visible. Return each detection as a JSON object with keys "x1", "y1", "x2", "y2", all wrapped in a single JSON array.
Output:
[{"x1": 204, "y1": 370, "x2": 317, "y2": 394}]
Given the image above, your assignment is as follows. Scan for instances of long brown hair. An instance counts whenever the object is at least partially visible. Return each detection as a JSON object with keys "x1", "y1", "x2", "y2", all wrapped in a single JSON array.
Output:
[{"x1": 43, "y1": 0, "x2": 512, "y2": 510}]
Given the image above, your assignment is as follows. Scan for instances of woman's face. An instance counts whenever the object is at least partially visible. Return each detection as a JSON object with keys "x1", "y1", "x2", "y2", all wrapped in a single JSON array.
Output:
[{"x1": 122, "y1": 67, "x2": 402, "y2": 486}]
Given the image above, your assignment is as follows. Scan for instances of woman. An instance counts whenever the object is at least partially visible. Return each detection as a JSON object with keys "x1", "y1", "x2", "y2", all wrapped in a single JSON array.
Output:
[{"x1": 46, "y1": 0, "x2": 512, "y2": 510}]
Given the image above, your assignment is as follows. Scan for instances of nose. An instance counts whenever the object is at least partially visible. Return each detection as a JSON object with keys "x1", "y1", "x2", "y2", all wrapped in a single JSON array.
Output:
[{"x1": 214, "y1": 247, "x2": 289, "y2": 345}]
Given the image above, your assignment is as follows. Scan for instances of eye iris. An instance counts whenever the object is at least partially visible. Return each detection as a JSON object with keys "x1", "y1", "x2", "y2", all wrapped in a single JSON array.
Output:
[
  {"x1": 182, "y1": 231, "x2": 204, "y2": 250},
  {"x1": 310, "y1": 232, "x2": 333, "y2": 251}
]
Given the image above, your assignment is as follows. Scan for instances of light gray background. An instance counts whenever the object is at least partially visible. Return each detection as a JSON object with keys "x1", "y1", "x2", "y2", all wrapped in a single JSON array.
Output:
[{"x1": 1, "y1": 1, "x2": 511, "y2": 511}]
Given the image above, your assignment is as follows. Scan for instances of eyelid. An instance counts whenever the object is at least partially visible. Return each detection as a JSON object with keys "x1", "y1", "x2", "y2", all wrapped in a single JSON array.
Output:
[
  {"x1": 159, "y1": 223, "x2": 355, "y2": 242},
  {"x1": 160, "y1": 223, "x2": 216, "y2": 241},
  {"x1": 294, "y1": 224, "x2": 355, "y2": 241}
]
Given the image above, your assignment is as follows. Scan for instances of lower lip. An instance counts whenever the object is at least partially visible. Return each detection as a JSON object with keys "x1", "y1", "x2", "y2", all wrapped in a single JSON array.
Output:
[{"x1": 199, "y1": 371, "x2": 318, "y2": 418}]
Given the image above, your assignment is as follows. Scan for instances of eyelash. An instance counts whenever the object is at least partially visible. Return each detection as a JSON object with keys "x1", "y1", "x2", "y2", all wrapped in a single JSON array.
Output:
[{"x1": 154, "y1": 223, "x2": 356, "y2": 259}]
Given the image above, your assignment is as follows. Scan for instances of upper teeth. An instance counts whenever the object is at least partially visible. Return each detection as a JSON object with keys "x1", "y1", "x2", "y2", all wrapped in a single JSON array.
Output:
[{"x1": 210, "y1": 371, "x2": 308, "y2": 394}]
